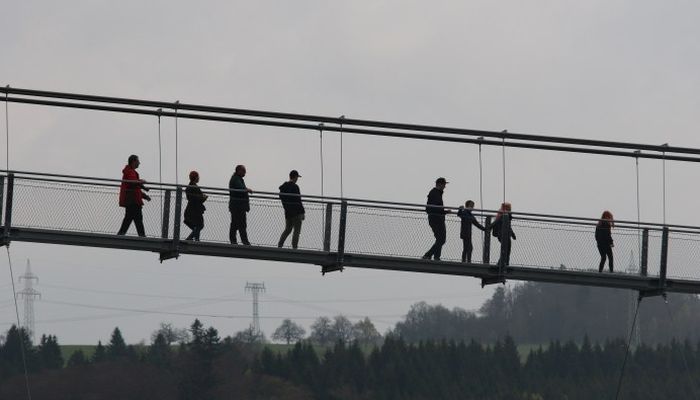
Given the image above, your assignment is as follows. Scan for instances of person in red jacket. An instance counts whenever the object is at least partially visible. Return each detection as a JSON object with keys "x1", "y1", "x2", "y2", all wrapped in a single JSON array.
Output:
[{"x1": 117, "y1": 155, "x2": 151, "y2": 237}]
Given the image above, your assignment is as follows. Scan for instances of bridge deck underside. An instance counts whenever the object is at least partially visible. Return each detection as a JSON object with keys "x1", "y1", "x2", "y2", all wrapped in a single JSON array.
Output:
[{"x1": 7, "y1": 227, "x2": 699, "y2": 295}]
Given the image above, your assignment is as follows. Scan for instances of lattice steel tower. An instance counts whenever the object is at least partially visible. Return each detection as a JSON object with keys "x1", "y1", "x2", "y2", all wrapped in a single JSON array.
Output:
[
  {"x1": 18, "y1": 259, "x2": 41, "y2": 340},
  {"x1": 626, "y1": 250, "x2": 640, "y2": 347},
  {"x1": 245, "y1": 282, "x2": 265, "y2": 336}
]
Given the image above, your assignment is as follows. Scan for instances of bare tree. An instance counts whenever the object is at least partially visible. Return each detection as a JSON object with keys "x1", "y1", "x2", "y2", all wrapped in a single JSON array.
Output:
[
  {"x1": 309, "y1": 316, "x2": 333, "y2": 346},
  {"x1": 151, "y1": 322, "x2": 190, "y2": 345},
  {"x1": 331, "y1": 315, "x2": 355, "y2": 343},
  {"x1": 272, "y1": 319, "x2": 306, "y2": 344},
  {"x1": 353, "y1": 317, "x2": 382, "y2": 346}
]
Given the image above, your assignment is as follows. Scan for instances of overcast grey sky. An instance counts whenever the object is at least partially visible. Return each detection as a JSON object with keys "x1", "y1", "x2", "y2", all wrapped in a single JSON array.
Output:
[{"x1": 1, "y1": 1, "x2": 700, "y2": 344}]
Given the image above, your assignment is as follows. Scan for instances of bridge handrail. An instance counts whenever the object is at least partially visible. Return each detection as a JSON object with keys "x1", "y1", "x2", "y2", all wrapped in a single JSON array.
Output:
[{"x1": 2, "y1": 169, "x2": 698, "y2": 233}]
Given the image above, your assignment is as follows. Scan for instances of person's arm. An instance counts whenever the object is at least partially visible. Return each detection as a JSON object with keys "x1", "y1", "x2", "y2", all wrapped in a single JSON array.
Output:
[{"x1": 472, "y1": 216, "x2": 486, "y2": 231}]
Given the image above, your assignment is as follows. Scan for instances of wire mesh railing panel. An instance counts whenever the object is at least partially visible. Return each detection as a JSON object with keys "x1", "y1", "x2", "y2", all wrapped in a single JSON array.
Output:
[
  {"x1": 9, "y1": 174, "x2": 700, "y2": 285},
  {"x1": 343, "y1": 206, "x2": 484, "y2": 262},
  {"x1": 178, "y1": 191, "x2": 329, "y2": 251},
  {"x1": 11, "y1": 178, "x2": 167, "y2": 238},
  {"x1": 667, "y1": 231, "x2": 700, "y2": 280},
  {"x1": 489, "y1": 219, "x2": 653, "y2": 274}
]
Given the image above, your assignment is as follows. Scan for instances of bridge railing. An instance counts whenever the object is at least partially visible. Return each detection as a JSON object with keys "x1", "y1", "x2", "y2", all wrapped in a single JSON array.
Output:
[{"x1": 3, "y1": 171, "x2": 700, "y2": 282}]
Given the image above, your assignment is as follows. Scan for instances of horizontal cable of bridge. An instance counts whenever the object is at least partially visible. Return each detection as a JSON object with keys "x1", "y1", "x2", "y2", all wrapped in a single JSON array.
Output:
[
  {"x1": 1, "y1": 85, "x2": 697, "y2": 156},
  {"x1": 2, "y1": 92, "x2": 699, "y2": 163},
  {"x1": 5, "y1": 170, "x2": 699, "y2": 232}
]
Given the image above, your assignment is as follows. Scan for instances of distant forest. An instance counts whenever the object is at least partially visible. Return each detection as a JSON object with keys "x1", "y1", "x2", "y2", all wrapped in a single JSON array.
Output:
[{"x1": 1, "y1": 282, "x2": 699, "y2": 399}]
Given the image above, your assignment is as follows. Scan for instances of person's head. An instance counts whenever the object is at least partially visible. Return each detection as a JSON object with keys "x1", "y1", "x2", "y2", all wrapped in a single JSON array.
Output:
[
  {"x1": 600, "y1": 210, "x2": 614, "y2": 227},
  {"x1": 501, "y1": 202, "x2": 512, "y2": 212},
  {"x1": 189, "y1": 170, "x2": 199, "y2": 184},
  {"x1": 435, "y1": 177, "x2": 448, "y2": 190},
  {"x1": 127, "y1": 154, "x2": 140, "y2": 169},
  {"x1": 465, "y1": 200, "x2": 475, "y2": 209},
  {"x1": 235, "y1": 164, "x2": 246, "y2": 177},
  {"x1": 289, "y1": 169, "x2": 301, "y2": 183}
]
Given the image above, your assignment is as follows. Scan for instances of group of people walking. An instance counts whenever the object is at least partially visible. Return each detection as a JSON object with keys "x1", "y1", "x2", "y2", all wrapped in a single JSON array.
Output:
[
  {"x1": 116, "y1": 155, "x2": 306, "y2": 249},
  {"x1": 115, "y1": 155, "x2": 617, "y2": 272},
  {"x1": 421, "y1": 177, "x2": 615, "y2": 272}
]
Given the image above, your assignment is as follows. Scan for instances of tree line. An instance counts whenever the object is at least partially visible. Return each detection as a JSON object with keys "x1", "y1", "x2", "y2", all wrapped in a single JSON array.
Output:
[{"x1": 2, "y1": 321, "x2": 700, "y2": 399}]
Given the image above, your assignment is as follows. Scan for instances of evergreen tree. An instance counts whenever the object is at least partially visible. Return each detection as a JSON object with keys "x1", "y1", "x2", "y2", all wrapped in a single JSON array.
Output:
[
  {"x1": 38, "y1": 334, "x2": 63, "y2": 369},
  {"x1": 92, "y1": 340, "x2": 106, "y2": 363},
  {"x1": 107, "y1": 327, "x2": 127, "y2": 359},
  {"x1": 147, "y1": 332, "x2": 172, "y2": 368},
  {"x1": 66, "y1": 349, "x2": 88, "y2": 367}
]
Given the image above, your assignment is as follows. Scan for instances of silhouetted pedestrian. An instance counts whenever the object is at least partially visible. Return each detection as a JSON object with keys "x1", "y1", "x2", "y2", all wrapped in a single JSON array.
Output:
[
  {"x1": 278, "y1": 170, "x2": 305, "y2": 249},
  {"x1": 229, "y1": 164, "x2": 252, "y2": 245},
  {"x1": 457, "y1": 200, "x2": 485, "y2": 263},
  {"x1": 117, "y1": 155, "x2": 151, "y2": 237},
  {"x1": 422, "y1": 177, "x2": 450, "y2": 261},
  {"x1": 491, "y1": 202, "x2": 516, "y2": 267},
  {"x1": 595, "y1": 210, "x2": 614, "y2": 272},
  {"x1": 184, "y1": 171, "x2": 207, "y2": 241}
]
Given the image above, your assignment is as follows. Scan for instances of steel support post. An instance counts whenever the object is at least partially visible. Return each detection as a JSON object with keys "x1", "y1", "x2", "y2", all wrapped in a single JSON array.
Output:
[
  {"x1": 323, "y1": 203, "x2": 333, "y2": 252},
  {"x1": 483, "y1": 216, "x2": 491, "y2": 264},
  {"x1": 659, "y1": 227, "x2": 669, "y2": 288},
  {"x1": 161, "y1": 189, "x2": 171, "y2": 239},
  {"x1": 3, "y1": 174, "x2": 13, "y2": 246},
  {"x1": 160, "y1": 187, "x2": 182, "y2": 261},
  {"x1": 640, "y1": 229, "x2": 649, "y2": 276},
  {"x1": 323, "y1": 201, "x2": 346, "y2": 275}
]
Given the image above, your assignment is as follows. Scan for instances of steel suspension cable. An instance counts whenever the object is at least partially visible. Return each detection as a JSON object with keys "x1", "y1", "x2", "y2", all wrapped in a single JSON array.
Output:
[
  {"x1": 5, "y1": 85, "x2": 9, "y2": 172},
  {"x1": 662, "y1": 145, "x2": 667, "y2": 225},
  {"x1": 635, "y1": 152, "x2": 641, "y2": 268},
  {"x1": 319, "y1": 123, "x2": 324, "y2": 198},
  {"x1": 157, "y1": 111, "x2": 164, "y2": 221},
  {"x1": 5, "y1": 247, "x2": 32, "y2": 400},
  {"x1": 175, "y1": 101, "x2": 180, "y2": 185},
  {"x1": 501, "y1": 130, "x2": 507, "y2": 203},
  {"x1": 615, "y1": 296, "x2": 641, "y2": 400},
  {"x1": 478, "y1": 137, "x2": 484, "y2": 220},
  {"x1": 340, "y1": 115, "x2": 345, "y2": 198},
  {"x1": 663, "y1": 298, "x2": 700, "y2": 399}
]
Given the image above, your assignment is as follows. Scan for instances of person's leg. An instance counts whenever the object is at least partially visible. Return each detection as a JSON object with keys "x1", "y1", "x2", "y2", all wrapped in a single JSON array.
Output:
[
  {"x1": 279, "y1": 217, "x2": 294, "y2": 247},
  {"x1": 291, "y1": 215, "x2": 302, "y2": 249},
  {"x1": 461, "y1": 238, "x2": 468, "y2": 262},
  {"x1": 423, "y1": 218, "x2": 440, "y2": 259},
  {"x1": 597, "y1": 244, "x2": 606, "y2": 272},
  {"x1": 229, "y1": 212, "x2": 238, "y2": 244},
  {"x1": 195, "y1": 221, "x2": 203, "y2": 241},
  {"x1": 133, "y1": 206, "x2": 145, "y2": 237},
  {"x1": 466, "y1": 239, "x2": 474, "y2": 263},
  {"x1": 503, "y1": 239, "x2": 511, "y2": 266},
  {"x1": 117, "y1": 206, "x2": 135, "y2": 235},
  {"x1": 434, "y1": 220, "x2": 446, "y2": 260},
  {"x1": 607, "y1": 246, "x2": 614, "y2": 272},
  {"x1": 239, "y1": 212, "x2": 250, "y2": 245}
]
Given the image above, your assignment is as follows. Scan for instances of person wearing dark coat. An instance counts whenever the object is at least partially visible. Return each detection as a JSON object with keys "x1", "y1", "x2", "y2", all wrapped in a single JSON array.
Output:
[
  {"x1": 595, "y1": 210, "x2": 615, "y2": 272},
  {"x1": 117, "y1": 155, "x2": 151, "y2": 237},
  {"x1": 229, "y1": 164, "x2": 252, "y2": 245},
  {"x1": 184, "y1": 170, "x2": 207, "y2": 241},
  {"x1": 457, "y1": 200, "x2": 485, "y2": 263},
  {"x1": 278, "y1": 170, "x2": 305, "y2": 249},
  {"x1": 491, "y1": 202, "x2": 516, "y2": 267},
  {"x1": 422, "y1": 177, "x2": 450, "y2": 261}
]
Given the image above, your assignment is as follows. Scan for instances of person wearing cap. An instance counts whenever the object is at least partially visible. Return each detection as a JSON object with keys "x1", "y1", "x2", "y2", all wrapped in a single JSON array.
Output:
[
  {"x1": 229, "y1": 164, "x2": 253, "y2": 245},
  {"x1": 117, "y1": 154, "x2": 151, "y2": 237},
  {"x1": 278, "y1": 170, "x2": 306, "y2": 249},
  {"x1": 422, "y1": 177, "x2": 450, "y2": 261},
  {"x1": 184, "y1": 170, "x2": 208, "y2": 241}
]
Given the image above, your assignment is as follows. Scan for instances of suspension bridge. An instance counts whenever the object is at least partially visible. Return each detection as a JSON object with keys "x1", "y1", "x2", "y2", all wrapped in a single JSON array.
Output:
[{"x1": 2, "y1": 86, "x2": 700, "y2": 297}]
